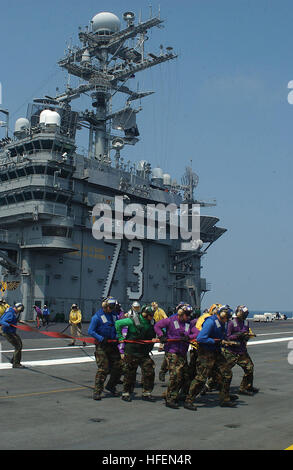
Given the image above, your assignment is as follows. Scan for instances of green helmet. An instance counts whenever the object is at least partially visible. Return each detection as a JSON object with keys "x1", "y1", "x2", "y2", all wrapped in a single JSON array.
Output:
[{"x1": 142, "y1": 304, "x2": 154, "y2": 316}]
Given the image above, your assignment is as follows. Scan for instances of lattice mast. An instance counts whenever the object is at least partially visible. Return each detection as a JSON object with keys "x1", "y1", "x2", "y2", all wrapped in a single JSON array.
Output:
[{"x1": 55, "y1": 10, "x2": 177, "y2": 164}]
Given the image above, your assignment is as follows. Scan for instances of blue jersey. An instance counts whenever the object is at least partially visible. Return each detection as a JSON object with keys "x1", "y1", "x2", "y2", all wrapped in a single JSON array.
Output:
[
  {"x1": 88, "y1": 308, "x2": 119, "y2": 343},
  {"x1": 196, "y1": 314, "x2": 226, "y2": 351},
  {"x1": 0, "y1": 307, "x2": 18, "y2": 334}
]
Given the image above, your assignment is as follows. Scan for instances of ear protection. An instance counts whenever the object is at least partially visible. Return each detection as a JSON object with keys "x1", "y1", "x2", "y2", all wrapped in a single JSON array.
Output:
[
  {"x1": 218, "y1": 304, "x2": 233, "y2": 319},
  {"x1": 235, "y1": 305, "x2": 249, "y2": 319},
  {"x1": 102, "y1": 297, "x2": 116, "y2": 309}
]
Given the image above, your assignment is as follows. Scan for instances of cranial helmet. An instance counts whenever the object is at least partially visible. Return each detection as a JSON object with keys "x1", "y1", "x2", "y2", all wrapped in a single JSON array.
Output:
[
  {"x1": 218, "y1": 304, "x2": 233, "y2": 319},
  {"x1": 208, "y1": 303, "x2": 222, "y2": 315},
  {"x1": 235, "y1": 305, "x2": 249, "y2": 319},
  {"x1": 107, "y1": 298, "x2": 117, "y2": 309},
  {"x1": 142, "y1": 305, "x2": 154, "y2": 316},
  {"x1": 14, "y1": 303, "x2": 25, "y2": 313}
]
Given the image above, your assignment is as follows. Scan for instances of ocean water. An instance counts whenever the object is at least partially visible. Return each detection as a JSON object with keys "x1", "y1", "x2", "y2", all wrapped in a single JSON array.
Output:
[{"x1": 247, "y1": 310, "x2": 293, "y2": 319}]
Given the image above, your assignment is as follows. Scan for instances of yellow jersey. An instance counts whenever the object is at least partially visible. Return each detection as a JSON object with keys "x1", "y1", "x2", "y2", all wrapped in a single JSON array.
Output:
[
  {"x1": 0, "y1": 303, "x2": 9, "y2": 317},
  {"x1": 69, "y1": 309, "x2": 82, "y2": 325},
  {"x1": 153, "y1": 307, "x2": 167, "y2": 323}
]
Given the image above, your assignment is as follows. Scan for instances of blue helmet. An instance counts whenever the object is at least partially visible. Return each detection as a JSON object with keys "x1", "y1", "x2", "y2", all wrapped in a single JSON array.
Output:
[
  {"x1": 106, "y1": 298, "x2": 117, "y2": 309},
  {"x1": 218, "y1": 304, "x2": 233, "y2": 319}
]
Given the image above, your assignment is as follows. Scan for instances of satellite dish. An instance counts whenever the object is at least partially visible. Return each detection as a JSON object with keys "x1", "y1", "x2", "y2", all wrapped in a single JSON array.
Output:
[
  {"x1": 123, "y1": 11, "x2": 135, "y2": 26},
  {"x1": 112, "y1": 137, "x2": 125, "y2": 150}
]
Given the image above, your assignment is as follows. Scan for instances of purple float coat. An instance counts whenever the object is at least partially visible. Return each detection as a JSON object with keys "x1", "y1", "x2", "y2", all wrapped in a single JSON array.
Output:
[
  {"x1": 226, "y1": 317, "x2": 250, "y2": 354},
  {"x1": 154, "y1": 314, "x2": 197, "y2": 356}
]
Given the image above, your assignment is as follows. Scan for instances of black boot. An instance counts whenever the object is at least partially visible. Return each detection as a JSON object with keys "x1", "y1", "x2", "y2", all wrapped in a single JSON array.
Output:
[
  {"x1": 165, "y1": 401, "x2": 179, "y2": 409},
  {"x1": 142, "y1": 394, "x2": 155, "y2": 402},
  {"x1": 184, "y1": 402, "x2": 197, "y2": 411},
  {"x1": 220, "y1": 400, "x2": 237, "y2": 407},
  {"x1": 93, "y1": 391, "x2": 101, "y2": 401},
  {"x1": 105, "y1": 385, "x2": 120, "y2": 396},
  {"x1": 121, "y1": 394, "x2": 132, "y2": 402}
]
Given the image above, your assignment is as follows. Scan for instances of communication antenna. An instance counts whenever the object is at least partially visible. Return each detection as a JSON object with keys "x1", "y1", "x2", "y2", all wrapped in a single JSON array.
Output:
[
  {"x1": 112, "y1": 137, "x2": 125, "y2": 167},
  {"x1": 181, "y1": 164, "x2": 199, "y2": 201}
]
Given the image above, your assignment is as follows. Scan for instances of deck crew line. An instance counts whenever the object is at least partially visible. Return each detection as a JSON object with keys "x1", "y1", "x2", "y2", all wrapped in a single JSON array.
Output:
[{"x1": 0, "y1": 297, "x2": 259, "y2": 411}]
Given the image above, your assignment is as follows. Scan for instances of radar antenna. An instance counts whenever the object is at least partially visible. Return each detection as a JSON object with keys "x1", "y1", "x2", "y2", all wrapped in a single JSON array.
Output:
[{"x1": 181, "y1": 165, "x2": 199, "y2": 202}]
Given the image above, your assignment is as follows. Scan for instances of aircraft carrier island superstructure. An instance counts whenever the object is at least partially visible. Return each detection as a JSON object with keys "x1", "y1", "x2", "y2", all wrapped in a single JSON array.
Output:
[{"x1": 0, "y1": 10, "x2": 226, "y2": 321}]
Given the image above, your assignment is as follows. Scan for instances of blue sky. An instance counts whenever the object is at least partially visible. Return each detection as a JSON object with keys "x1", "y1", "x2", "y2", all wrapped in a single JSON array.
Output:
[{"x1": 1, "y1": 0, "x2": 293, "y2": 311}]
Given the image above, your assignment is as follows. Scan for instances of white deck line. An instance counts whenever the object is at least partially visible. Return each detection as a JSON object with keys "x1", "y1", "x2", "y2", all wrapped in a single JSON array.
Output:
[{"x1": 1, "y1": 336, "x2": 293, "y2": 369}]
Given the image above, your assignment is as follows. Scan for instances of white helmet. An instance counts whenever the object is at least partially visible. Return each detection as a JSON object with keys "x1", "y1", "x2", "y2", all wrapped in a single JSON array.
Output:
[
  {"x1": 132, "y1": 301, "x2": 140, "y2": 312},
  {"x1": 14, "y1": 303, "x2": 24, "y2": 312}
]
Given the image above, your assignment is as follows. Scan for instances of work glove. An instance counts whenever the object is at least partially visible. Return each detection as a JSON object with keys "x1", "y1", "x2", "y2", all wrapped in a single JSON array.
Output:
[
  {"x1": 180, "y1": 334, "x2": 190, "y2": 343},
  {"x1": 159, "y1": 335, "x2": 167, "y2": 344},
  {"x1": 221, "y1": 339, "x2": 238, "y2": 346}
]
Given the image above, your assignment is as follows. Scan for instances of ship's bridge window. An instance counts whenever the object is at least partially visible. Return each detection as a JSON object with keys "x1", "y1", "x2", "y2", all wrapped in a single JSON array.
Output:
[
  {"x1": 42, "y1": 226, "x2": 71, "y2": 238},
  {"x1": 15, "y1": 193, "x2": 24, "y2": 202},
  {"x1": 7, "y1": 195, "x2": 15, "y2": 204},
  {"x1": 8, "y1": 170, "x2": 17, "y2": 179},
  {"x1": 33, "y1": 190, "x2": 44, "y2": 200},
  {"x1": 0, "y1": 173, "x2": 8, "y2": 182},
  {"x1": 24, "y1": 191, "x2": 33, "y2": 200},
  {"x1": 16, "y1": 168, "x2": 26, "y2": 178},
  {"x1": 41, "y1": 140, "x2": 54, "y2": 150},
  {"x1": 32, "y1": 140, "x2": 41, "y2": 151},
  {"x1": 46, "y1": 166, "x2": 56, "y2": 176},
  {"x1": 34, "y1": 165, "x2": 45, "y2": 174},
  {"x1": 0, "y1": 198, "x2": 6, "y2": 206},
  {"x1": 25, "y1": 166, "x2": 34, "y2": 175},
  {"x1": 56, "y1": 194, "x2": 68, "y2": 203},
  {"x1": 45, "y1": 192, "x2": 57, "y2": 202}
]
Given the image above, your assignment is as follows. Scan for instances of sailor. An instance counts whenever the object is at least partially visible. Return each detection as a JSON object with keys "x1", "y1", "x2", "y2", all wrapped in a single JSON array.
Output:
[
  {"x1": 0, "y1": 298, "x2": 10, "y2": 318},
  {"x1": 188, "y1": 304, "x2": 221, "y2": 380},
  {"x1": 88, "y1": 298, "x2": 122, "y2": 400},
  {"x1": 42, "y1": 304, "x2": 50, "y2": 326},
  {"x1": 158, "y1": 301, "x2": 186, "y2": 383},
  {"x1": 195, "y1": 303, "x2": 222, "y2": 394},
  {"x1": 115, "y1": 304, "x2": 157, "y2": 402},
  {"x1": 126, "y1": 301, "x2": 141, "y2": 318},
  {"x1": 151, "y1": 301, "x2": 167, "y2": 323},
  {"x1": 0, "y1": 303, "x2": 25, "y2": 368},
  {"x1": 154, "y1": 304, "x2": 196, "y2": 409},
  {"x1": 67, "y1": 304, "x2": 86, "y2": 347},
  {"x1": 151, "y1": 301, "x2": 168, "y2": 381},
  {"x1": 33, "y1": 305, "x2": 43, "y2": 328},
  {"x1": 114, "y1": 300, "x2": 124, "y2": 319},
  {"x1": 184, "y1": 305, "x2": 237, "y2": 410},
  {"x1": 222, "y1": 305, "x2": 259, "y2": 396}
]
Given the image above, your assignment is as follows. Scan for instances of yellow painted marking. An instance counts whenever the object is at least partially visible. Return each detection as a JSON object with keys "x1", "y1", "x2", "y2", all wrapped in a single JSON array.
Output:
[
  {"x1": 0, "y1": 386, "x2": 89, "y2": 399},
  {"x1": 285, "y1": 444, "x2": 293, "y2": 450}
]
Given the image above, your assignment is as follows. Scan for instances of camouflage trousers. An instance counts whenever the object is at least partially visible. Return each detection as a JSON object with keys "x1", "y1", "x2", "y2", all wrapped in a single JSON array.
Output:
[
  {"x1": 94, "y1": 344, "x2": 122, "y2": 394},
  {"x1": 160, "y1": 355, "x2": 168, "y2": 374},
  {"x1": 123, "y1": 353, "x2": 155, "y2": 395},
  {"x1": 165, "y1": 353, "x2": 190, "y2": 403},
  {"x1": 221, "y1": 348, "x2": 254, "y2": 391},
  {"x1": 1, "y1": 332, "x2": 22, "y2": 366},
  {"x1": 186, "y1": 346, "x2": 233, "y2": 404},
  {"x1": 188, "y1": 348, "x2": 198, "y2": 381}
]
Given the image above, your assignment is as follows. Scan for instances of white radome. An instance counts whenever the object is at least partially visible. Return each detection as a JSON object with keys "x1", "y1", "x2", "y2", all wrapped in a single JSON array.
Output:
[
  {"x1": 91, "y1": 12, "x2": 121, "y2": 34},
  {"x1": 39, "y1": 110, "x2": 61, "y2": 126},
  {"x1": 14, "y1": 117, "x2": 30, "y2": 133},
  {"x1": 152, "y1": 167, "x2": 164, "y2": 179},
  {"x1": 163, "y1": 173, "x2": 171, "y2": 186}
]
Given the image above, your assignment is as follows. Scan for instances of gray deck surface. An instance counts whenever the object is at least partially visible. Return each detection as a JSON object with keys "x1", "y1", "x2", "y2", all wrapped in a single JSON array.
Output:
[{"x1": 0, "y1": 320, "x2": 292, "y2": 451}]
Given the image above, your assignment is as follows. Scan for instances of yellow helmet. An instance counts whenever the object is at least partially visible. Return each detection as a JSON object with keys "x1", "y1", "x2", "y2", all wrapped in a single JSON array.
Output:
[{"x1": 208, "y1": 303, "x2": 222, "y2": 315}]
